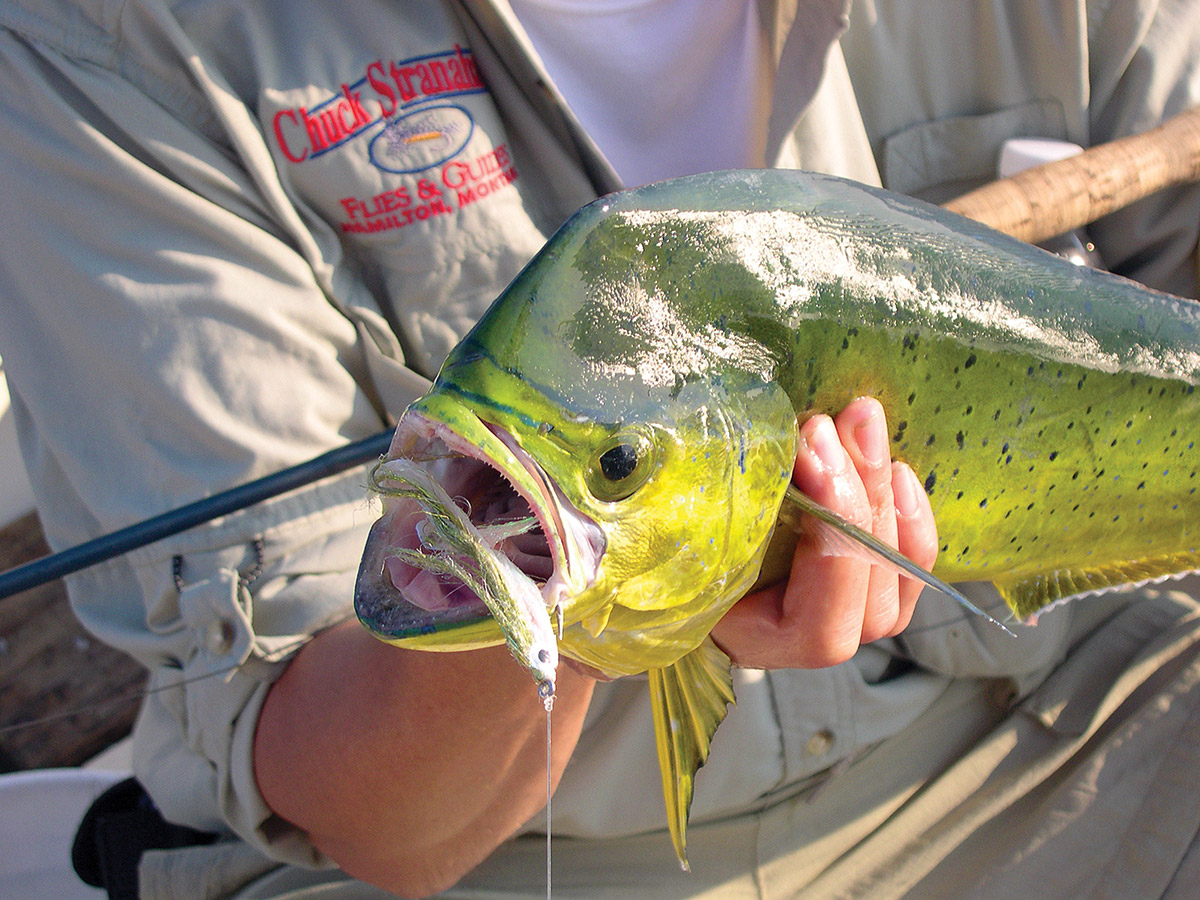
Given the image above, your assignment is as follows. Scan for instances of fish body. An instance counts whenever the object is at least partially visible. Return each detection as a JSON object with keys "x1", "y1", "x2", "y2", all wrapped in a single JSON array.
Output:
[{"x1": 354, "y1": 169, "x2": 1200, "y2": 865}]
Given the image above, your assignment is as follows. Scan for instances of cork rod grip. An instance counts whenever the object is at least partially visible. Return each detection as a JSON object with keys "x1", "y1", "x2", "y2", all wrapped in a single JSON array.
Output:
[{"x1": 943, "y1": 105, "x2": 1200, "y2": 243}]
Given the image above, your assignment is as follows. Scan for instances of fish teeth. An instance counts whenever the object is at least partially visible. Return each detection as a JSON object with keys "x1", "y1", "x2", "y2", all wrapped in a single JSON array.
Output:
[{"x1": 370, "y1": 457, "x2": 559, "y2": 696}]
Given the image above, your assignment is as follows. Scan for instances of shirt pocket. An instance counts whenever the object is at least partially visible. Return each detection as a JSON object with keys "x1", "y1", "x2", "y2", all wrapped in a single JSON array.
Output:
[{"x1": 880, "y1": 100, "x2": 1069, "y2": 203}]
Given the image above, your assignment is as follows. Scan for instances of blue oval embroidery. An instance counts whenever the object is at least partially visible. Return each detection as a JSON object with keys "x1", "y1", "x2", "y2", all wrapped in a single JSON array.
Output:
[{"x1": 368, "y1": 104, "x2": 475, "y2": 174}]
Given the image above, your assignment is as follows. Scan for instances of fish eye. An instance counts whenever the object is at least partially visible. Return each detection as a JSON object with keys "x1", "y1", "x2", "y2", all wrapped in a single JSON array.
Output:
[
  {"x1": 599, "y1": 443, "x2": 638, "y2": 481},
  {"x1": 586, "y1": 427, "x2": 656, "y2": 502}
]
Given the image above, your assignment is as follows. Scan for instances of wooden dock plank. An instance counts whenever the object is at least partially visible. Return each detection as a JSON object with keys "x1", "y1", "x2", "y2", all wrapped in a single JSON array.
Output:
[{"x1": 0, "y1": 511, "x2": 145, "y2": 772}]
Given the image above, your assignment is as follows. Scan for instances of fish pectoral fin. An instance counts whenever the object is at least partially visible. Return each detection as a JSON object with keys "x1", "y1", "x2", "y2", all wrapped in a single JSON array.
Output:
[
  {"x1": 779, "y1": 485, "x2": 1015, "y2": 635},
  {"x1": 648, "y1": 638, "x2": 736, "y2": 871},
  {"x1": 581, "y1": 606, "x2": 612, "y2": 638},
  {"x1": 996, "y1": 553, "x2": 1200, "y2": 622}
]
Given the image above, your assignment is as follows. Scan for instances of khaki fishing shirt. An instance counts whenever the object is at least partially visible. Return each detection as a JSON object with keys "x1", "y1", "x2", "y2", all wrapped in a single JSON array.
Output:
[{"x1": 0, "y1": 0, "x2": 1198, "y2": 897}]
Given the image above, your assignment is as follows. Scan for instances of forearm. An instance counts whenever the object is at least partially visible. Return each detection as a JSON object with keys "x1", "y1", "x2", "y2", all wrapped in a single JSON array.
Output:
[{"x1": 253, "y1": 618, "x2": 595, "y2": 897}]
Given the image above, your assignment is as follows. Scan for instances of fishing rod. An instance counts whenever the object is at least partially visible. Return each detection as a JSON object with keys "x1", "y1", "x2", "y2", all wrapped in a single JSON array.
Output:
[
  {"x1": 2, "y1": 107, "x2": 1198, "y2": 605},
  {"x1": 944, "y1": 105, "x2": 1200, "y2": 243},
  {"x1": 0, "y1": 429, "x2": 393, "y2": 601}
]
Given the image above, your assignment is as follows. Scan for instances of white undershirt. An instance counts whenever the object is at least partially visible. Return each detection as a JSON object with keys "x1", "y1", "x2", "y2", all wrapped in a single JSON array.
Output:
[{"x1": 508, "y1": 0, "x2": 770, "y2": 187}]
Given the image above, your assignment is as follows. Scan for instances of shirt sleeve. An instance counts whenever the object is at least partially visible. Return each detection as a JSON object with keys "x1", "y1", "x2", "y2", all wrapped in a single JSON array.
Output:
[
  {"x1": 0, "y1": 25, "x2": 403, "y2": 863},
  {"x1": 1085, "y1": 0, "x2": 1200, "y2": 298}
]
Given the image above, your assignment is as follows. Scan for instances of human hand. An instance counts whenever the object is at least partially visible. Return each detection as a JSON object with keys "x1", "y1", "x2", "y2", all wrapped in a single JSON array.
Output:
[{"x1": 711, "y1": 397, "x2": 937, "y2": 669}]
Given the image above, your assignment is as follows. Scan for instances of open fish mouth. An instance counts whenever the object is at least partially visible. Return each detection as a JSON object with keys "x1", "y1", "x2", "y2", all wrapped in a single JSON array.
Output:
[{"x1": 354, "y1": 411, "x2": 605, "y2": 644}]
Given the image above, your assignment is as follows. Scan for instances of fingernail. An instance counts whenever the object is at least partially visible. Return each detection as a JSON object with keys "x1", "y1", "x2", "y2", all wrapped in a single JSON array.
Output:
[
  {"x1": 893, "y1": 464, "x2": 921, "y2": 516},
  {"x1": 853, "y1": 407, "x2": 889, "y2": 467},
  {"x1": 804, "y1": 416, "x2": 847, "y2": 472}
]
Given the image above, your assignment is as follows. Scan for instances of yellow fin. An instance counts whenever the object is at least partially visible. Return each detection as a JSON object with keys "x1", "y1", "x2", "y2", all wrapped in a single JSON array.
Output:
[
  {"x1": 997, "y1": 552, "x2": 1200, "y2": 621},
  {"x1": 581, "y1": 606, "x2": 612, "y2": 637},
  {"x1": 647, "y1": 638, "x2": 736, "y2": 871}
]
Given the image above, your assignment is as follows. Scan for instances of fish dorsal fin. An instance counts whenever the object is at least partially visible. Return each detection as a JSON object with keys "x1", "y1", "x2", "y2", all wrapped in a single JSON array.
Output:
[
  {"x1": 779, "y1": 485, "x2": 1015, "y2": 635},
  {"x1": 647, "y1": 638, "x2": 736, "y2": 871},
  {"x1": 996, "y1": 553, "x2": 1200, "y2": 622}
]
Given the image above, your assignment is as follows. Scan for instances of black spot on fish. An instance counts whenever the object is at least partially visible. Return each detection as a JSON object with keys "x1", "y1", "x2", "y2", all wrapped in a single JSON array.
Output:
[
  {"x1": 893, "y1": 420, "x2": 908, "y2": 442},
  {"x1": 926, "y1": 434, "x2": 936, "y2": 447},
  {"x1": 1049, "y1": 451, "x2": 1058, "y2": 461},
  {"x1": 964, "y1": 353, "x2": 977, "y2": 368},
  {"x1": 924, "y1": 471, "x2": 936, "y2": 494},
  {"x1": 956, "y1": 431, "x2": 965, "y2": 450},
  {"x1": 979, "y1": 499, "x2": 987, "y2": 509},
  {"x1": 907, "y1": 392, "x2": 916, "y2": 406}
]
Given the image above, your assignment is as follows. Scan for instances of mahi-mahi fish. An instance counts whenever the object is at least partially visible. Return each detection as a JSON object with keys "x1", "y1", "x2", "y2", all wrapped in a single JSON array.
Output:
[{"x1": 354, "y1": 169, "x2": 1200, "y2": 867}]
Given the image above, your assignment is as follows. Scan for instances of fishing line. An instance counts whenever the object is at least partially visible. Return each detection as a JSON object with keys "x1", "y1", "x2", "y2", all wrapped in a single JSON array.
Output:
[
  {"x1": 0, "y1": 631, "x2": 319, "y2": 739},
  {"x1": 545, "y1": 696, "x2": 554, "y2": 900}
]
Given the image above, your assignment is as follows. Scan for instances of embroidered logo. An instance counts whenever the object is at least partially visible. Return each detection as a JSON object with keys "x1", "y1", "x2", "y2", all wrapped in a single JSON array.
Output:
[
  {"x1": 270, "y1": 45, "x2": 522, "y2": 235},
  {"x1": 339, "y1": 142, "x2": 517, "y2": 235},
  {"x1": 272, "y1": 45, "x2": 486, "y2": 166},
  {"x1": 368, "y1": 104, "x2": 474, "y2": 174}
]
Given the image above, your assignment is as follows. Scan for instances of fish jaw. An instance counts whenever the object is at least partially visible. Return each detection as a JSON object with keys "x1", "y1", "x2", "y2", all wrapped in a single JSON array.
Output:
[{"x1": 354, "y1": 405, "x2": 606, "y2": 681}]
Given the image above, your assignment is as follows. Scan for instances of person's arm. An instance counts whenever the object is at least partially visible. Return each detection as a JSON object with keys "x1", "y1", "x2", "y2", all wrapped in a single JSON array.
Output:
[
  {"x1": 251, "y1": 396, "x2": 936, "y2": 897},
  {"x1": 254, "y1": 624, "x2": 595, "y2": 898}
]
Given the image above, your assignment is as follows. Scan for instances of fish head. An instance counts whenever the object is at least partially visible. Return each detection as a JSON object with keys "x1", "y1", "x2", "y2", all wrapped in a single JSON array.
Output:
[{"x1": 355, "y1": 185, "x2": 800, "y2": 679}]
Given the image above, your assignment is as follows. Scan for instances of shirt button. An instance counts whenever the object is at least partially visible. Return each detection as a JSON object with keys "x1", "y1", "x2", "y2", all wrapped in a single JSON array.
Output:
[
  {"x1": 205, "y1": 619, "x2": 236, "y2": 655},
  {"x1": 806, "y1": 728, "x2": 835, "y2": 757}
]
